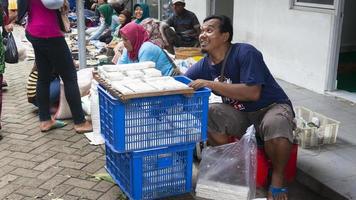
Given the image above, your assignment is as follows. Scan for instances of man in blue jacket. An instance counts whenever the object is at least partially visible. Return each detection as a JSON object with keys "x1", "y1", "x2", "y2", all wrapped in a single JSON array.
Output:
[{"x1": 186, "y1": 15, "x2": 295, "y2": 200}]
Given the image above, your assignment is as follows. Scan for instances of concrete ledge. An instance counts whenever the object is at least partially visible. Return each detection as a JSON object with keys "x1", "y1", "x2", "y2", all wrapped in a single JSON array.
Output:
[{"x1": 296, "y1": 168, "x2": 348, "y2": 200}]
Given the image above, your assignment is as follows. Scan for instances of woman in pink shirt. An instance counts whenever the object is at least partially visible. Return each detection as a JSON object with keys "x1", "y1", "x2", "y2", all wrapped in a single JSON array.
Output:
[{"x1": 26, "y1": 0, "x2": 92, "y2": 133}]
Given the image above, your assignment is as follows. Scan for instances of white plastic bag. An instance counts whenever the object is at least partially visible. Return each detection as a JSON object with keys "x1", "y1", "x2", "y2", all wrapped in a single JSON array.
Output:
[{"x1": 196, "y1": 125, "x2": 257, "y2": 200}]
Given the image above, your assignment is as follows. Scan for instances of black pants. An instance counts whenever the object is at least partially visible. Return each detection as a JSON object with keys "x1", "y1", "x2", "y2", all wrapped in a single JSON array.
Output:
[{"x1": 26, "y1": 32, "x2": 85, "y2": 124}]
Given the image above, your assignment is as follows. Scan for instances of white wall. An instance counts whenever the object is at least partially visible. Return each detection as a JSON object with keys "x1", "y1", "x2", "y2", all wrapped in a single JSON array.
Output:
[
  {"x1": 234, "y1": 0, "x2": 335, "y2": 93},
  {"x1": 185, "y1": 0, "x2": 208, "y2": 24},
  {"x1": 341, "y1": 0, "x2": 356, "y2": 50}
]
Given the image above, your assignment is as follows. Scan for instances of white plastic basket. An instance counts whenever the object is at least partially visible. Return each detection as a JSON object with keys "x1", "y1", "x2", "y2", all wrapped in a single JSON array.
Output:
[{"x1": 294, "y1": 106, "x2": 340, "y2": 148}]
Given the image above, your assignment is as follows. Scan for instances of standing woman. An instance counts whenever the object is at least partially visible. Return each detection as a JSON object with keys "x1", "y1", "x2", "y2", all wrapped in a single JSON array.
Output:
[
  {"x1": 26, "y1": 0, "x2": 92, "y2": 133},
  {"x1": 0, "y1": 0, "x2": 6, "y2": 140},
  {"x1": 0, "y1": 0, "x2": 15, "y2": 140}
]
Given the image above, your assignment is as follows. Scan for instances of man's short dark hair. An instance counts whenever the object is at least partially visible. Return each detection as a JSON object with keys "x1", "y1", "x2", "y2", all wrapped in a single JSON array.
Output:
[{"x1": 203, "y1": 15, "x2": 233, "y2": 43}]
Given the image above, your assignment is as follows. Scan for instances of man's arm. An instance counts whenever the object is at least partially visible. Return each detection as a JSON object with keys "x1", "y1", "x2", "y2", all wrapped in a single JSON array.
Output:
[
  {"x1": 189, "y1": 79, "x2": 262, "y2": 102},
  {"x1": 191, "y1": 13, "x2": 200, "y2": 38}
]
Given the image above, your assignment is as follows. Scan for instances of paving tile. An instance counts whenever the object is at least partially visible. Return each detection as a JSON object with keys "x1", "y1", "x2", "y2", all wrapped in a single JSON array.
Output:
[
  {"x1": 41, "y1": 184, "x2": 73, "y2": 200},
  {"x1": 30, "y1": 150, "x2": 57, "y2": 162},
  {"x1": 9, "y1": 159, "x2": 38, "y2": 169},
  {"x1": 0, "y1": 183, "x2": 22, "y2": 199},
  {"x1": 12, "y1": 177, "x2": 46, "y2": 188},
  {"x1": 15, "y1": 186, "x2": 48, "y2": 198},
  {"x1": 0, "y1": 157, "x2": 16, "y2": 168},
  {"x1": 0, "y1": 165, "x2": 16, "y2": 177},
  {"x1": 58, "y1": 194, "x2": 79, "y2": 200},
  {"x1": 0, "y1": 174, "x2": 18, "y2": 188},
  {"x1": 59, "y1": 168, "x2": 90, "y2": 179},
  {"x1": 5, "y1": 133, "x2": 28, "y2": 140},
  {"x1": 68, "y1": 187, "x2": 103, "y2": 200},
  {"x1": 57, "y1": 160, "x2": 86, "y2": 170},
  {"x1": 33, "y1": 158, "x2": 61, "y2": 171},
  {"x1": 63, "y1": 178, "x2": 98, "y2": 189},
  {"x1": 10, "y1": 168, "x2": 41, "y2": 178},
  {"x1": 0, "y1": 150, "x2": 12, "y2": 159},
  {"x1": 0, "y1": 143, "x2": 11, "y2": 151},
  {"x1": 5, "y1": 193, "x2": 25, "y2": 200},
  {"x1": 7, "y1": 145, "x2": 34, "y2": 153},
  {"x1": 50, "y1": 145, "x2": 78, "y2": 154},
  {"x1": 92, "y1": 181, "x2": 115, "y2": 192},
  {"x1": 37, "y1": 166, "x2": 64, "y2": 180},
  {"x1": 97, "y1": 186, "x2": 125, "y2": 200},
  {"x1": 81, "y1": 159, "x2": 106, "y2": 174},
  {"x1": 39, "y1": 175, "x2": 69, "y2": 190},
  {"x1": 53, "y1": 152, "x2": 82, "y2": 162},
  {"x1": 66, "y1": 134, "x2": 84, "y2": 143},
  {"x1": 9, "y1": 152, "x2": 36, "y2": 160},
  {"x1": 71, "y1": 138, "x2": 90, "y2": 149},
  {"x1": 78, "y1": 152, "x2": 102, "y2": 164}
]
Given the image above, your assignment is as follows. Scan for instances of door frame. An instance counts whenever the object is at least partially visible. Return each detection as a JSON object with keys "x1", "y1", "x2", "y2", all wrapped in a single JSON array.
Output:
[{"x1": 325, "y1": 0, "x2": 345, "y2": 91}]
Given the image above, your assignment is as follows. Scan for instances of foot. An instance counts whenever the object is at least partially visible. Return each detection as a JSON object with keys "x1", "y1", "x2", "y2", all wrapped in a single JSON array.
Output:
[
  {"x1": 74, "y1": 120, "x2": 93, "y2": 134},
  {"x1": 2, "y1": 80, "x2": 8, "y2": 87},
  {"x1": 40, "y1": 120, "x2": 67, "y2": 132},
  {"x1": 0, "y1": 134, "x2": 3, "y2": 141},
  {"x1": 267, "y1": 185, "x2": 288, "y2": 200}
]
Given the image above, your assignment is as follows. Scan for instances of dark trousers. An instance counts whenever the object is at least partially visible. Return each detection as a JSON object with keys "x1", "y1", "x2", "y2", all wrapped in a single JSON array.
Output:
[{"x1": 26, "y1": 33, "x2": 85, "y2": 124}]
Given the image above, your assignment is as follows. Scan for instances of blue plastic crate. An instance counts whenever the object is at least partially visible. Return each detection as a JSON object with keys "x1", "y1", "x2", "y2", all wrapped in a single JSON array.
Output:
[
  {"x1": 98, "y1": 76, "x2": 210, "y2": 152},
  {"x1": 105, "y1": 143, "x2": 195, "y2": 200}
]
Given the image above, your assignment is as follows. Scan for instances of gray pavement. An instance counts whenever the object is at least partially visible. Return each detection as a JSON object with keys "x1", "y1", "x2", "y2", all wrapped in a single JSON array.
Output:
[
  {"x1": 0, "y1": 59, "x2": 353, "y2": 200},
  {"x1": 279, "y1": 80, "x2": 356, "y2": 200}
]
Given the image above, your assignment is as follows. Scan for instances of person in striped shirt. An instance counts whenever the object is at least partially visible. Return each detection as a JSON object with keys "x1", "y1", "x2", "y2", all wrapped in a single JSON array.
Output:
[{"x1": 27, "y1": 63, "x2": 60, "y2": 110}]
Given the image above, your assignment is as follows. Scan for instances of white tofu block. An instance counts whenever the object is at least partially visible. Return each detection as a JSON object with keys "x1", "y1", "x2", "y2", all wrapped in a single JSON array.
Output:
[{"x1": 142, "y1": 68, "x2": 162, "y2": 77}]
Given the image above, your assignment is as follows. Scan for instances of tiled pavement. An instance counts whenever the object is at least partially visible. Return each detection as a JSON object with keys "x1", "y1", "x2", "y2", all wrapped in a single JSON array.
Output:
[{"x1": 0, "y1": 60, "x2": 125, "y2": 200}]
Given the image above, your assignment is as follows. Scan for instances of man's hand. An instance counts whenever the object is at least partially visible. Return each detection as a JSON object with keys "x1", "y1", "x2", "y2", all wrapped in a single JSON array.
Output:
[
  {"x1": 4, "y1": 24, "x2": 14, "y2": 32},
  {"x1": 188, "y1": 79, "x2": 212, "y2": 90}
]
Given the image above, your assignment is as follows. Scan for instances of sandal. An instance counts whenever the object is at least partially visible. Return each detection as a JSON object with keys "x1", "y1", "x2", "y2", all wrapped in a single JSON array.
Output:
[
  {"x1": 40, "y1": 120, "x2": 67, "y2": 132},
  {"x1": 269, "y1": 185, "x2": 288, "y2": 199}
]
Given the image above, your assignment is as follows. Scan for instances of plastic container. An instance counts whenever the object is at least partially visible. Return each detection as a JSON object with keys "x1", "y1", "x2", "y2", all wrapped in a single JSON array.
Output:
[
  {"x1": 105, "y1": 143, "x2": 195, "y2": 200},
  {"x1": 228, "y1": 137, "x2": 298, "y2": 188},
  {"x1": 294, "y1": 106, "x2": 340, "y2": 148},
  {"x1": 174, "y1": 47, "x2": 203, "y2": 59},
  {"x1": 256, "y1": 144, "x2": 298, "y2": 188},
  {"x1": 98, "y1": 76, "x2": 210, "y2": 152}
]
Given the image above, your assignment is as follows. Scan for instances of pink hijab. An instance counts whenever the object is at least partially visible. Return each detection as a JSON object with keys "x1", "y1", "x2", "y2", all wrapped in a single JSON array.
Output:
[{"x1": 120, "y1": 22, "x2": 149, "y2": 61}]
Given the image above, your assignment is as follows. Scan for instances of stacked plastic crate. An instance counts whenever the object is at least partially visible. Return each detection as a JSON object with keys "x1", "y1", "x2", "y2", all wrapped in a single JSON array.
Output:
[{"x1": 98, "y1": 76, "x2": 211, "y2": 200}]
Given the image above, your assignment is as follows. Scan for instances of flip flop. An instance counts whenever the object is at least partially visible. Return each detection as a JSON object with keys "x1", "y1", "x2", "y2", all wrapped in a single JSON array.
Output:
[
  {"x1": 40, "y1": 120, "x2": 67, "y2": 132},
  {"x1": 269, "y1": 185, "x2": 288, "y2": 199}
]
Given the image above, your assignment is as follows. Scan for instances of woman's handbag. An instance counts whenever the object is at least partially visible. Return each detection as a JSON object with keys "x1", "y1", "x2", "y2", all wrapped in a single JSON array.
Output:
[{"x1": 4, "y1": 33, "x2": 19, "y2": 64}]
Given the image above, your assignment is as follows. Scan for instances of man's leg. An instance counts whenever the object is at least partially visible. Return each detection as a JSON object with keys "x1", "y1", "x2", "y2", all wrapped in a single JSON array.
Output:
[
  {"x1": 258, "y1": 104, "x2": 295, "y2": 200},
  {"x1": 207, "y1": 103, "x2": 250, "y2": 146},
  {"x1": 265, "y1": 138, "x2": 292, "y2": 200}
]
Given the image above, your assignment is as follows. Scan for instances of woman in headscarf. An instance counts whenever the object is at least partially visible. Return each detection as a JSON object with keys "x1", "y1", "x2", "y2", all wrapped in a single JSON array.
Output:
[
  {"x1": 133, "y1": 3, "x2": 149, "y2": 24},
  {"x1": 87, "y1": 3, "x2": 114, "y2": 40},
  {"x1": 117, "y1": 22, "x2": 175, "y2": 76}
]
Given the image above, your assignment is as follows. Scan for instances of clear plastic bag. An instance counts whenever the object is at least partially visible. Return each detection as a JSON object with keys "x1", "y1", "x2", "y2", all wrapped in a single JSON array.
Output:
[
  {"x1": 4, "y1": 33, "x2": 19, "y2": 64},
  {"x1": 196, "y1": 125, "x2": 257, "y2": 200}
]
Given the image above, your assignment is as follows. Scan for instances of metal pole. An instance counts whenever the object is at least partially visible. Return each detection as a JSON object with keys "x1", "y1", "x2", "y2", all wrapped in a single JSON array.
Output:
[{"x1": 76, "y1": 0, "x2": 87, "y2": 69}]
